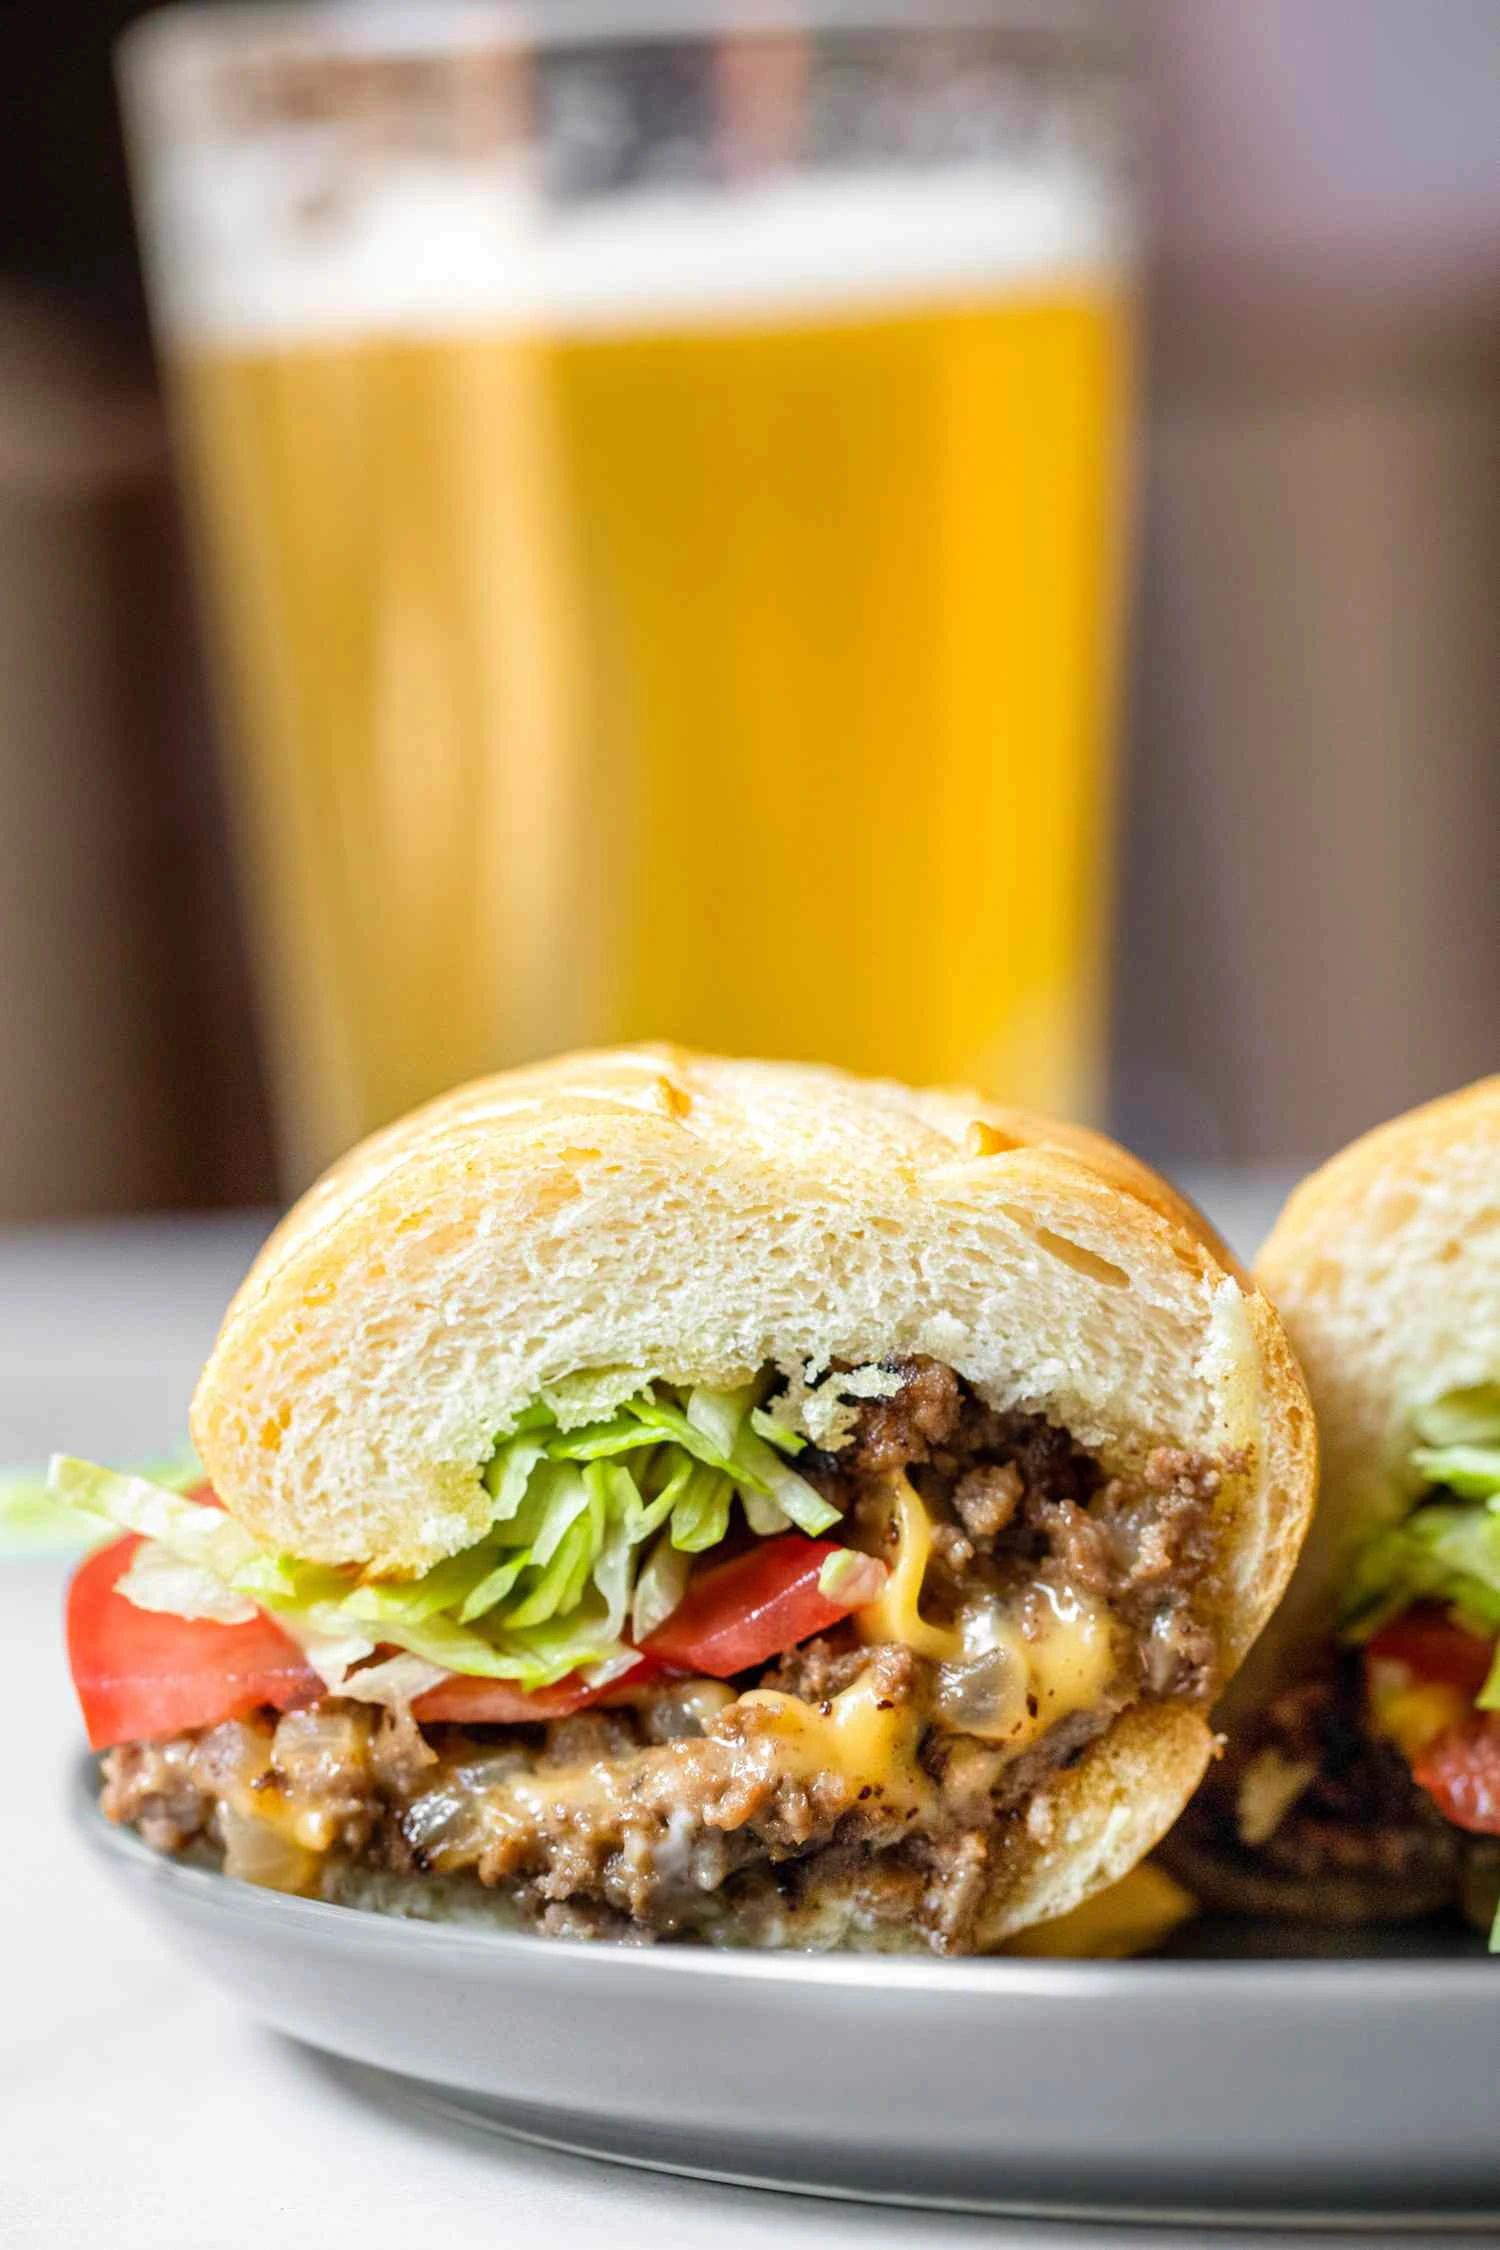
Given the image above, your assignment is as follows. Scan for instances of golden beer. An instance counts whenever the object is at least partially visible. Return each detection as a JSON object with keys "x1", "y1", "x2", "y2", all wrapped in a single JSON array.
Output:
[
  {"x1": 171, "y1": 251, "x2": 1129, "y2": 1175},
  {"x1": 128, "y1": 15, "x2": 1134, "y2": 1182}
]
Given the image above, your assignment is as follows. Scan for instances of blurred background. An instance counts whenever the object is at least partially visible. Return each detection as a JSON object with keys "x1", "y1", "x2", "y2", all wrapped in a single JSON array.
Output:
[{"x1": 3, "y1": 0, "x2": 1500, "y2": 1223}]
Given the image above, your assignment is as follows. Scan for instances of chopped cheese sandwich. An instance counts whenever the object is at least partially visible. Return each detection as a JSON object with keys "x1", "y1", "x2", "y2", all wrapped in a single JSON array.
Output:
[
  {"x1": 1167, "y1": 1079, "x2": 1500, "y2": 1937},
  {"x1": 54, "y1": 1047, "x2": 1314, "y2": 1951}
]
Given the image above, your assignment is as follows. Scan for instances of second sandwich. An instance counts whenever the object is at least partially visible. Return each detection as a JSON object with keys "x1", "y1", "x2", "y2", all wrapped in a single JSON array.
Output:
[{"x1": 1169, "y1": 1078, "x2": 1500, "y2": 1934}]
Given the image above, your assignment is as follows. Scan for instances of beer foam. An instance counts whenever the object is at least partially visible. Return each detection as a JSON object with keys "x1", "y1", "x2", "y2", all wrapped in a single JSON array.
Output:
[{"x1": 141, "y1": 157, "x2": 1128, "y2": 343}]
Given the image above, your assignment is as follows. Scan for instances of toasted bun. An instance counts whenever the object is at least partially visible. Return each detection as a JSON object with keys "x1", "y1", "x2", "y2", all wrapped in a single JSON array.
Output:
[
  {"x1": 1232, "y1": 1075, "x2": 1500, "y2": 1710},
  {"x1": 192, "y1": 1045, "x2": 1314, "y2": 1937},
  {"x1": 977, "y1": 1701, "x2": 1219, "y2": 1945}
]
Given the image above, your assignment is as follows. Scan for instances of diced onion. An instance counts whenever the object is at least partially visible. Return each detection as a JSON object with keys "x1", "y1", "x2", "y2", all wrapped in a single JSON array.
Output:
[
  {"x1": 271, "y1": 1705, "x2": 370, "y2": 1789},
  {"x1": 337, "y1": 1654, "x2": 448, "y2": 1710},
  {"x1": 936, "y1": 1649, "x2": 1029, "y2": 1741},
  {"x1": 219, "y1": 1805, "x2": 317, "y2": 1893}
]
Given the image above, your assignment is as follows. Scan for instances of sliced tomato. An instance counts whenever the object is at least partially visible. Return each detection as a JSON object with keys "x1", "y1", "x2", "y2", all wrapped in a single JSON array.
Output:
[
  {"x1": 413, "y1": 1658, "x2": 659, "y2": 1725},
  {"x1": 68, "y1": 1520, "x2": 660, "y2": 1744},
  {"x1": 640, "y1": 1535, "x2": 883, "y2": 1678},
  {"x1": 1365, "y1": 1604, "x2": 1496, "y2": 1698},
  {"x1": 67, "y1": 1533, "x2": 320, "y2": 1751},
  {"x1": 1411, "y1": 1712, "x2": 1500, "y2": 1834},
  {"x1": 68, "y1": 1499, "x2": 884, "y2": 1745}
]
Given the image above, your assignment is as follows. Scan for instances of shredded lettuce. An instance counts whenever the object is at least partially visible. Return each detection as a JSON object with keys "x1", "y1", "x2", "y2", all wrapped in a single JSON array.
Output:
[
  {"x1": 49, "y1": 1458, "x2": 263, "y2": 1577},
  {"x1": 751, "y1": 1406, "x2": 806, "y2": 1457},
  {"x1": 1412, "y1": 1384, "x2": 1500, "y2": 1450},
  {"x1": 1342, "y1": 1505, "x2": 1500, "y2": 1637},
  {"x1": 336, "y1": 1653, "x2": 447, "y2": 1706},
  {"x1": 732, "y1": 1426, "x2": 838, "y2": 1536},
  {"x1": 686, "y1": 1383, "x2": 756, "y2": 1459},
  {"x1": 1407, "y1": 1446, "x2": 1500, "y2": 1503},
  {"x1": 818, "y1": 1547, "x2": 881, "y2": 1604},
  {"x1": 114, "y1": 1543, "x2": 258, "y2": 1625},
  {"x1": 1341, "y1": 1386, "x2": 1500, "y2": 1647},
  {"x1": 630, "y1": 1529, "x2": 693, "y2": 1640},
  {"x1": 45, "y1": 1376, "x2": 844, "y2": 1691},
  {"x1": 0, "y1": 1448, "x2": 201, "y2": 1558}
]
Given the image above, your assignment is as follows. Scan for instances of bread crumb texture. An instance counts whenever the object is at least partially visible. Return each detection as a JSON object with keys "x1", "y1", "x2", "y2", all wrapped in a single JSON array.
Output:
[{"x1": 190, "y1": 1046, "x2": 1311, "y2": 1680}]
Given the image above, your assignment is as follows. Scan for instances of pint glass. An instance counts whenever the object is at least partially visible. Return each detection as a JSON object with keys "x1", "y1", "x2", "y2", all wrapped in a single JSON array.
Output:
[{"x1": 123, "y1": 4, "x2": 1136, "y2": 1184}]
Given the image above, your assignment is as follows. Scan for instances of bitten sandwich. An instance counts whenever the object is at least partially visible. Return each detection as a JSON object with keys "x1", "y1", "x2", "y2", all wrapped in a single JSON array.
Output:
[
  {"x1": 54, "y1": 1047, "x2": 1313, "y2": 1951},
  {"x1": 1168, "y1": 1079, "x2": 1500, "y2": 1935}
]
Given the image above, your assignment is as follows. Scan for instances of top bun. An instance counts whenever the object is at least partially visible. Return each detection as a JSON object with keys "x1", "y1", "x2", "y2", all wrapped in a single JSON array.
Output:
[
  {"x1": 1242, "y1": 1076, "x2": 1500, "y2": 1701},
  {"x1": 193, "y1": 1046, "x2": 1310, "y2": 1646}
]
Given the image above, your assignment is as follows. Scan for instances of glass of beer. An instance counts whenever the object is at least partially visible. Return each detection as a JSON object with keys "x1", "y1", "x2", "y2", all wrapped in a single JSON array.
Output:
[{"x1": 122, "y1": 3, "x2": 1136, "y2": 1186}]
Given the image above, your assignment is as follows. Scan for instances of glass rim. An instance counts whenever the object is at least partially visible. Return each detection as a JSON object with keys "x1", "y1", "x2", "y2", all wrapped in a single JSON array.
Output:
[{"x1": 121, "y1": 0, "x2": 1125, "y2": 81}]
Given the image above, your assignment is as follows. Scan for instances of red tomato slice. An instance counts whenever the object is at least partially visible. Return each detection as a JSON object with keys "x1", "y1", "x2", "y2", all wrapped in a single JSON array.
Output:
[
  {"x1": 68, "y1": 1519, "x2": 658, "y2": 1744},
  {"x1": 1411, "y1": 1711, "x2": 1500, "y2": 1834},
  {"x1": 640, "y1": 1535, "x2": 883, "y2": 1678},
  {"x1": 1365, "y1": 1604, "x2": 1496, "y2": 1698},
  {"x1": 67, "y1": 1533, "x2": 321, "y2": 1751},
  {"x1": 413, "y1": 1658, "x2": 659, "y2": 1725},
  {"x1": 68, "y1": 1498, "x2": 884, "y2": 1745}
]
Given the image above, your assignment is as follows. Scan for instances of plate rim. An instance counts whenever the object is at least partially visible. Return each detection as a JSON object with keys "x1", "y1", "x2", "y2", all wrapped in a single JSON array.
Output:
[{"x1": 71, "y1": 1755, "x2": 1499, "y2": 2001}]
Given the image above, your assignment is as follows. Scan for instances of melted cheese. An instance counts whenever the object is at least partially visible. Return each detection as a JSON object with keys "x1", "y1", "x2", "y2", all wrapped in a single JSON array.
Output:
[
  {"x1": 947, "y1": 1583, "x2": 1118, "y2": 1758},
  {"x1": 1014, "y1": 1581, "x2": 1118, "y2": 1737},
  {"x1": 861, "y1": 1474, "x2": 1118, "y2": 1759},
  {"x1": 856, "y1": 1474, "x2": 964, "y2": 1660},
  {"x1": 486, "y1": 1761, "x2": 632, "y2": 1824},
  {"x1": 440, "y1": 1667, "x2": 937, "y2": 1854},
  {"x1": 734, "y1": 1670, "x2": 936, "y2": 1821},
  {"x1": 1366, "y1": 1666, "x2": 1469, "y2": 1763}
]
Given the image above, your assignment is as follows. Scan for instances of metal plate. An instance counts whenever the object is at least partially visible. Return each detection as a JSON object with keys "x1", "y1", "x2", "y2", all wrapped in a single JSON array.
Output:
[{"x1": 76, "y1": 1766, "x2": 1499, "y2": 2227}]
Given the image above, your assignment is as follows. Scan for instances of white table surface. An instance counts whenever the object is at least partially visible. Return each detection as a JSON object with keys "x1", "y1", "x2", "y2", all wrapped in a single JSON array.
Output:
[{"x1": 6, "y1": 1187, "x2": 1484, "y2": 2250}]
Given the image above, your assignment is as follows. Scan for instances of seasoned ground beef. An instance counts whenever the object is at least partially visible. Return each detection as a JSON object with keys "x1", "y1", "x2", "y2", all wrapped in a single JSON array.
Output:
[
  {"x1": 830, "y1": 1357, "x2": 964, "y2": 1478},
  {"x1": 952, "y1": 1462, "x2": 1023, "y2": 1548},
  {"x1": 1165, "y1": 1652, "x2": 1466, "y2": 1921},
  {"x1": 1033, "y1": 1450, "x2": 1226, "y2": 1701},
  {"x1": 101, "y1": 1357, "x2": 1231, "y2": 1951}
]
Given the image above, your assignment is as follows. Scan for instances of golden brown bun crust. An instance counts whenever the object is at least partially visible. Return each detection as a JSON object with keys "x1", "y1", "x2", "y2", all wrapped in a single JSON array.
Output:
[
  {"x1": 1230, "y1": 1074, "x2": 1500, "y2": 1713},
  {"x1": 191, "y1": 1044, "x2": 1316, "y2": 1943},
  {"x1": 242, "y1": 1055, "x2": 1245, "y2": 1322}
]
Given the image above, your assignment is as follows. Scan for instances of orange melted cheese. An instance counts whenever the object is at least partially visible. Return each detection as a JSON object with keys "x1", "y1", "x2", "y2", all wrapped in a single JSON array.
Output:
[
  {"x1": 733, "y1": 1670, "x2": 936, "y2": 1820},
  {"x1": 1366, "y1": 1664, "x2": 1470, "y2": 1763},
  {"x1": 857, "y1": 1474, "x2": 964, "y2": 1660},
  {"x1": 858, "y1": 1473, "x2": 1119, "y2": 1757}
]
